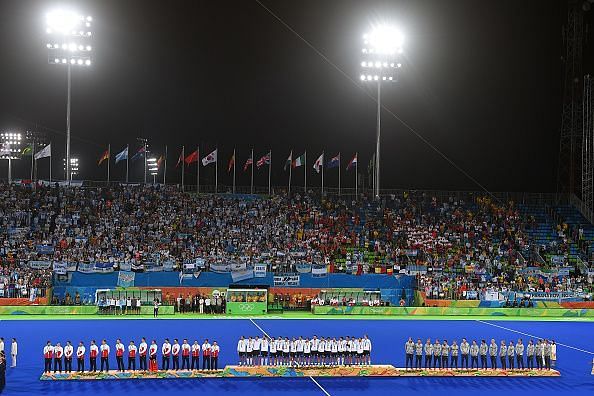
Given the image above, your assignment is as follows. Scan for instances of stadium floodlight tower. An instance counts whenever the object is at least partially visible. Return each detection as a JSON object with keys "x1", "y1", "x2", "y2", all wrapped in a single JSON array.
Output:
[
  {"x1": 360, "y1": 25, "x2": 403, "y2": 199},
  {"x1": 147, "y1": 157, "x2": 158, "y2": 184},
  {"x1": 44, "y1": 9, "x2": 93, "y2": 184},
  {"x1": 63, "y1": 157, "x2": 79, "y2": 180},
  {"x1": 0, "y1": 132, "x2": 22, "y2": 183}
]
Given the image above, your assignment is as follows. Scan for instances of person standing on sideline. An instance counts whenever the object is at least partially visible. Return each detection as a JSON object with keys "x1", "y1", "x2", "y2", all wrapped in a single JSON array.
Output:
[
  {"x1": 415, "y1": 339, "x2": 423, "y2": 369},
  {"x1": 450, "y1": 340, "x2": 459, "y2": 369},
  {"x1": 63, "y1": 341, "x2": 73, "y2": 372},
  {"x1": 499, "y1": 341, "x2": 507, "y2": 370},
  {"x1": 479, "y1": 340, "x2": 488, "y2": 369},
  {"x1": 0, "y1": 338, "x2": 5, "y2": 355},
  {"x1": 76, "y1": 341, "x2": 85, "y2": 372},
  {"x1": 10, "y1": 338, "x2": 17, "y2": 368},
  {"x1": 100, "y1": 340, "x2": 110, "y2": 372},
  {"x1": 139, "y1": 338, "x2": 148, "y2": 371},
  {"x1": 161, "y1": 339, "x2": 171, "y2": 370},
  {"x1": 424, "y1": 338, "x2": 433, "y2": 369},
  {"x1": 210, "y1": 341, "x2": 220, "y2": 370},
  {"x1": 489, "y1": 339, "x2": 498, "y2": 369},
  {"x1": 53, "y1": 342, "x2": 63, "y2": 373},
  {"x1": 172, "y1": 339, "x2": 180, "y2": 370},
  {"x1": 43, "y1": 341, "x2": 54, "y2": 373},
  {"x1": 191, "y1": 340, "x2": 200, "y2": 370},
  {"x1": 515, "y1": 339, "x2": 525, "y2": 369},
  {"x1": 205, "y1": 296, "x2": 211, "y2": 314},
  {"x1": 460, "y1": 338, "x2": 470, "y2": 369},
  {"x1": 115, "y1": 339, "x2": 125, "y2": 372},
  {"x1": 153, "y1": 299, "x2": 160, "y2": 318},
  {"x1": 199, "y1": 296, "x2": 204, "y2": 314},
  {"x1": 202, "y1": 339, "x2": 211, "y2": 370},
  {"x1": 181, "y1": 339, "x2": 191, "y2": 370},
  {"x1": 550, "y1": 340, "x2": 557, "y2": 368},
  {"x1": 128, "y1": 341, "x2": 137, "y2": 371},
  {"x1": 404, "y1": 337, "x2": 414, "y2": 370},
  {"x1": 149, "y1": 340, "x2": 158, "y2": 371}
]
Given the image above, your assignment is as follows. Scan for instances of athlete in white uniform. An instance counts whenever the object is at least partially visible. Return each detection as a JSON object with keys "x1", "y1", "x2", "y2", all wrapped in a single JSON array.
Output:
[
  {"x1": 318, "y1": 338, "x2": 326, "y2": 366},
  {"x1": 363, "y1": 335, "x2": 372, "y2": 365},
  {"x1": 237, "y1": 336, "x2": 247, "y2": 366},
  {"x1": 269, "y1": 337, "x2": 277, "y2": 366},
  {"x1": 260, "y1": 337, "x2": 269, "y2": 366},
  {"x1": 282, "y1": 337, "x2": 290, "y2": 366},
  {"x1": 330, "y1": 337, "x2": 339, "y2": 366},
  {"x1": 311, "y1": 336, "x2": 319, "y2": 366},
  {"x1": 296, "y1": 337, "x2": 304, "y2": 366},
  {"x1": 253, "y1": 336, "x2": 261, "y2": 366},
  {"x1": 303, "y1": 337, "x2": 311, "y2": 366},
  {"x1": 246, "y1": 337, "x2": 254, "y2": 366}
]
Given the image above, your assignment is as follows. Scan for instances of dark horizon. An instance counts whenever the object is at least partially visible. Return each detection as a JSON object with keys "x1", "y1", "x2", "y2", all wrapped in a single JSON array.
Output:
[{"x1": 0, "y1": 0, "x2": 590, "y2": 193}]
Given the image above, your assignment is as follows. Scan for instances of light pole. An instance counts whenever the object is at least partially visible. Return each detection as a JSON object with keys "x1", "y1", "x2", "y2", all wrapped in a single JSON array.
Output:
[
  {"x1": 63, "y1": 157, "x2": 79, "y2": 180},
  {"x1": 147, "y1": 157, "x2": 158, "y2": 184},
  {"x1": 45, "y1": 9, "x2": 93, "y2": 183},
  {"x1": 0, "y1": 132, "x2": 22, "y2": 184},
  {"x1": 360, "y1": 25, "x2": 403, "y2": 199}
]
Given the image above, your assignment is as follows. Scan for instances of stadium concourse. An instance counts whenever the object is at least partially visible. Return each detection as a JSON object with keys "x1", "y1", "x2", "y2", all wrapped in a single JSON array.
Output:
[{"x1": 0, "y1": 184, "x2": 593, "y2": 396}]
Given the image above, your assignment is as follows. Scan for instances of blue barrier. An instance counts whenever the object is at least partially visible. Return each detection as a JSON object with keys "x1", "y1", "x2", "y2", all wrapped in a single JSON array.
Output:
[{"x1": 55, "y1": 272, "x2": 416, "y2": 290}]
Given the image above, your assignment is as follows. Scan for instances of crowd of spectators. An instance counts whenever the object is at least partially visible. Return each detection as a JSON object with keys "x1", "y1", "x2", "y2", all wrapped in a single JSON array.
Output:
[{"x1": 0, "y1": 183, "x2": 592, "y2": 301}]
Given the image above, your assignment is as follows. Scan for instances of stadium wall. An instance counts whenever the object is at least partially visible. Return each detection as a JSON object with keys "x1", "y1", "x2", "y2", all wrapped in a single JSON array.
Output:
[{"x1": 312, "y1": 305, "x2": 594, "y2": 317}]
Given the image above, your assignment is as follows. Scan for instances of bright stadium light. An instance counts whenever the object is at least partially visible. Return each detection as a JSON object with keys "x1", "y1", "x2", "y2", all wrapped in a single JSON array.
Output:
[
  {"x1": 44, "y1": 9, "x2": 93, "y2": 184},
  {"x1": 0, "y1": 132, "x2": 23, "y2": 184},
  {"x1": 360, "y1": 24, "x2": 404, "y2": 199}
]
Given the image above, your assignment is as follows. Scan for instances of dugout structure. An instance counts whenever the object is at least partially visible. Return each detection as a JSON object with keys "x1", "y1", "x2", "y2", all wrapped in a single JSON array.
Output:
[{"x1": 226, "y1": 289, "x2": 267, "y2": 315}]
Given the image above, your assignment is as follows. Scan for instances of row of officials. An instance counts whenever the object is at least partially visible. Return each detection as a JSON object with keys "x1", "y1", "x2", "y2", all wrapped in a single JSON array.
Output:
[{"x1": 43, "y1": 338, "x2": 221, "y2": 373}]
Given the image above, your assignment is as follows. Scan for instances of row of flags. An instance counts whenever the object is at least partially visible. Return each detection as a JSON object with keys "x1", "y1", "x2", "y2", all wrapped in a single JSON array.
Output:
[{"x1": 96, "y1": 146, "x2": 358, "y2": 173}]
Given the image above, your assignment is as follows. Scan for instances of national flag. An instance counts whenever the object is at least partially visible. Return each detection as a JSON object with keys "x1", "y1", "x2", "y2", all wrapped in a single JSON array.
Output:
[
  {"x1": 176, "y1": 148, "x2": 184, "y2": 168},
  {"x1": 243, "y1": 156, "x2": 253, "y2": 171},
  {"x1": 292, "y1": 153, "x2": 305, "y2": 168},
  {"x1": 157, "y1": 155, "x2": 164, "y2": 168},
  {"x1": 115, "y1": 146, "x2": 128, "y2": 164},
  {"x1": 185, "y1": 150, "x2": 198, "y2": 164},
  {"x1": 284, "y1": 151, "x2": 292, "y2": 171},
  {"x1": 228, "y1": 151, "x2": 235, "y2": 173},
  {"x1": 257, "y1": 152, "x2": 270, "y2": 168},
  {"x1": 346, "y1": 153, "x2": 358, "y2": 171},
  {"x1": 34, "y1": 144, "x2": 51, "y2": 160},
  {"x1": 201, "y1": 149, "x2": 217, "y2": 166},
  {"x1": 313, "y1": 153, "x2": 324, "y2": 173},
  {"x1": 130, "y1": 146, "x2": 146, "y2": 162},
  {"x1": 326, "y1": 153, "x2": 340, "y2": 169},
  {"x1": 21, "y1": 144, "x2": 33, "y2": 156},
  {"x1": 97, "y1": 149, "x2": 109, "y2": 165}
]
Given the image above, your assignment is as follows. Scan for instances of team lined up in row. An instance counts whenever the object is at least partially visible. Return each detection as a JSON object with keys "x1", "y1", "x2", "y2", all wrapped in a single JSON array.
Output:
[
  {"x1": 42, "y1": 338, "x2": 221, "y2": 373},
  {"x1": 404, "y1": 338, "x2": 557, "y2": 370},
  {"x1": 237, "y1": 335, "x2": 372, "y2": 366}
]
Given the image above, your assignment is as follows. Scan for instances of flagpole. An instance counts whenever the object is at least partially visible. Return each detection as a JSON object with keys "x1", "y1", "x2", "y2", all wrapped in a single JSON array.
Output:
[
  {"x1": 107, "y1": 144, "x2": 111, "y2": 184},
  {"x1": 215, "y1": 147, "x2": 218, "y2": 194},
  {"x1": 144, "y1": 140, "x2": 148, "y2": 184},
  {"x1": 338, "y1": 153, "x2": 341, "y2": 197},
  {"x1": 49, "y1": 141, "x2": 52, "y2": 183},
  {"x1": 126, "y1": 145, "x2": 129, "y2": 184},
  {"x1": 268, "y1": 150, "x2": 271, "y2": 195},
  {"x1": 30, "y1": 140, "x2": 35, "y2": 181},
  {"x1": 163, "y1": 145, "x2": 167, "y2": 185},
  {"x1": 288, "y1": 151, "x2": 292, "y2": 195},
  {"x1": 250, "y1": 148, "x2": 254, "y2": 195},
  {"x1": 181, "y1": 146, "x2": 185, "y2": 191},
  {"x1": 197, "y1": 145, "x2": 200, "y2": 194},
  {"x1": 356, "y1": 152, "x2": 358, "y2": 200},
  {"x1": 232, "y1": 148, "x2": 236, "y2": 194},
  {"x1": 321, "y1": 152, "x2": 324, "y2": 196},
  {"x1": 304, "y1": 150, "x2": 307, "y2": 193}
]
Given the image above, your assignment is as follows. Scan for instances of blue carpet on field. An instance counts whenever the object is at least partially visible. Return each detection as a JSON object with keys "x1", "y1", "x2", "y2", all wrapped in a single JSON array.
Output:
[{"x1": 0, "y1": 318, "x2": 593, "y2": 396}]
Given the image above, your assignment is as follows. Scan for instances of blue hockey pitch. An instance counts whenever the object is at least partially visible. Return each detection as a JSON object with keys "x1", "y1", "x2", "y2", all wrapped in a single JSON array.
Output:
[{"x1": 0, "y1": 318, "x2": 592, "y2": 396}]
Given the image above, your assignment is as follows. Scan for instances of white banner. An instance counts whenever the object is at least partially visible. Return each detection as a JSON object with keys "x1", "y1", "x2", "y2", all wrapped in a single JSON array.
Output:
[
  {"x1": 254, "y1": 264, "x2": 267, "y2": 278},
  {"x1": 273, "y1": 275, "x2": 300, "y2": 287}
]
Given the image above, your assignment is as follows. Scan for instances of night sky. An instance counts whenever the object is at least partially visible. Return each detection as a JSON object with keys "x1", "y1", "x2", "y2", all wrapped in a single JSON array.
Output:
[{"x1": 0, "y1": 0, "x2": 584, "y2": 192}]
